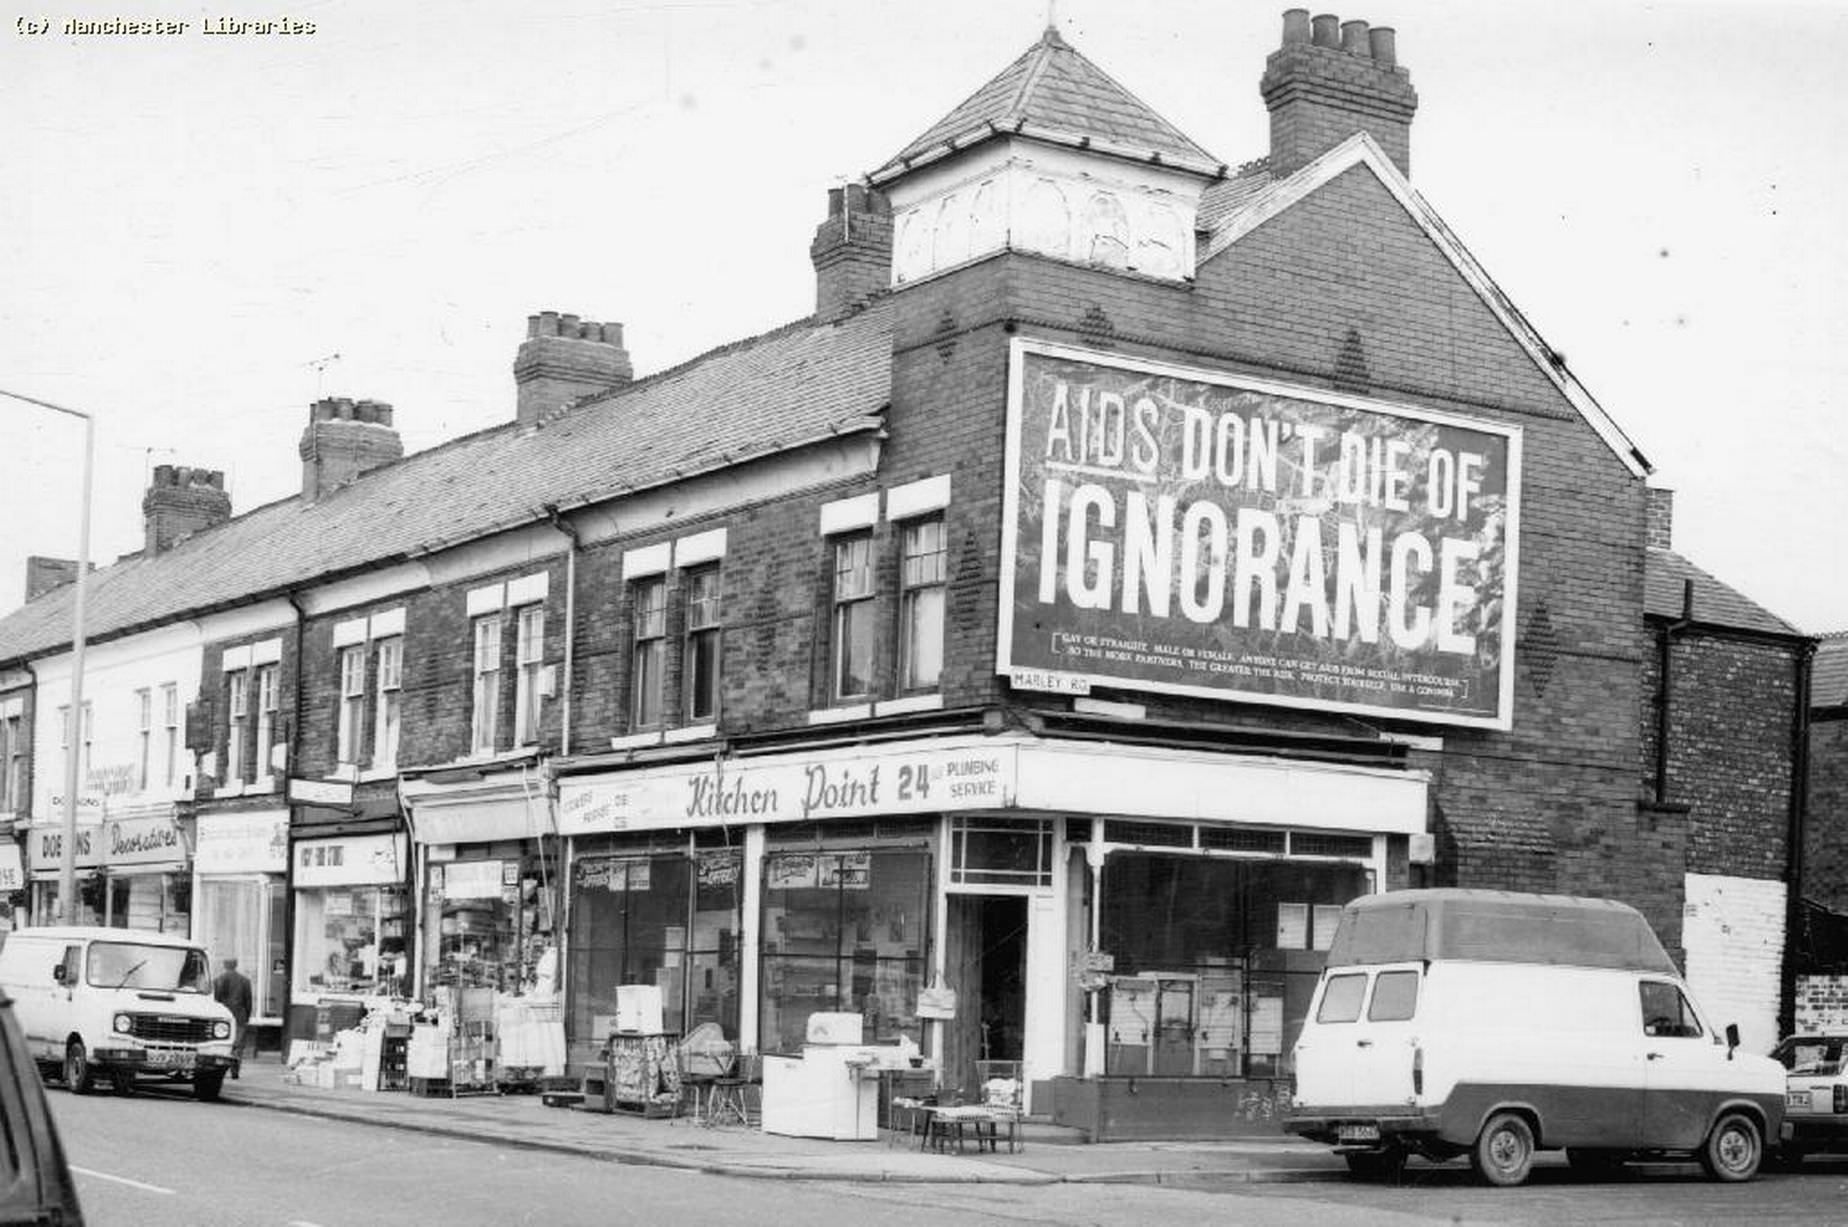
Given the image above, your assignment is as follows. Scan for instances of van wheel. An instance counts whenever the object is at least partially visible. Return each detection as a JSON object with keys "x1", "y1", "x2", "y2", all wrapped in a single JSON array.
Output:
[
  {"x1": 1699, "y1": 1112, "x2": 1762, "y2": 1182},
  {"x1": 194, "y1": 1070, "x2": 226, "y2": 1102},
  {"x1": 1344, "y1": 1148, "x2": 1407, "y2": 1181},
  {"x1": 1566, "y1": 1148, "x2": 1626, "y2": 1179},
  {"x1": 64, "y1": 1041, "x2": 95, "y2": 1095},
  {"x1": 1471, "y1": 1111, "x2": 1536, "y2": 1187}
]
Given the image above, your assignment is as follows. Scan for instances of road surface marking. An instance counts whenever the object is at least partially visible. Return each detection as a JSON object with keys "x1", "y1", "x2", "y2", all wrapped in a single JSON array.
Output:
[{"x1": 70, "y1": 1165, "x2": 174, "y2": 1194}]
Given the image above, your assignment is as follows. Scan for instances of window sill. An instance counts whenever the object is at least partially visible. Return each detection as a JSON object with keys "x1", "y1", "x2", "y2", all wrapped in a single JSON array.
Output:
[
  {"x1": 610, "y1": 730, "x2": 663, "y2": 750},
  {"x1": 217, "y1": 780, "x2": 247, "y2": 798},
  {"x1": 874, "y1": 693, "x2": 943, "y2": 717},
  {"x1": 662, "y1": 724, "x2": 719, "y2": 744},
  {"x1": 330, "y1": 764, "x2": 361, "y2": 782},
  {"x1": 360, "y1": 768, "x2": 399, "y2": 783},
  {"x1": 808, "y1": 704, "x2": 873, "y2": 726}
]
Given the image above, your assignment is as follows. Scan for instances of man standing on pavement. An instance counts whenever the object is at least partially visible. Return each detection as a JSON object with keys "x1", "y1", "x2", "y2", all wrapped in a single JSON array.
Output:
[{"x1": 212, "y1": 957, "x2": 254, "y2": 1078}]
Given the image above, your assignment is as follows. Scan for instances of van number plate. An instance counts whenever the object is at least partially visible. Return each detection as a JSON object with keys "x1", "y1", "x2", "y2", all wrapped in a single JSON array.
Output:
[
  {"x1": 1338, "y1": 1124, "x2": 1381, "y2": 1143},
  {"x1": 148, "y1": 1050, "x2": 194, "y2": 1071}
]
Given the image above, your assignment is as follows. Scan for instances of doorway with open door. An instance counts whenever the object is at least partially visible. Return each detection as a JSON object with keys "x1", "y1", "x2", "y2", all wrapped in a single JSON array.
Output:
[{"x1": 943, "y1": 894, "x2": 1027, "y2": 1100}]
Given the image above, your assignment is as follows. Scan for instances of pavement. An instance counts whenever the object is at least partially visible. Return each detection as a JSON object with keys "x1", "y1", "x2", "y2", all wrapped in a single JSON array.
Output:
[{"x1": 217, "y1": 1054, "x2": 1352, "y2": 1187}]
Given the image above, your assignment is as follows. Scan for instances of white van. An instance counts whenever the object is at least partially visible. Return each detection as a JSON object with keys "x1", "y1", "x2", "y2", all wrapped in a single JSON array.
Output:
[
  {"x1": 0, "y1": 926, "x2": 237, "y2": 1101},
  {"x1": 1284, "y1": 890, "x2": 1785, "y2": 1185}
]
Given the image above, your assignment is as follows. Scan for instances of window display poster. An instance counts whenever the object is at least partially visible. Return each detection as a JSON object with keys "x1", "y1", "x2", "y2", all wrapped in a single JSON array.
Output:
[
  {"x1": 767, "y1": 853, "x2": 819, "y2": 890},
  {"x1": 1250, "y1": 995, "x2": 1284, "y2": 1055},
  {"x1": 324, "y1": 891, "x2": 354, "y2": 917},
  {"x1": 821, "y1": 851, "x2": 871, "y2": 890},
  {"x1": 443, "y1": 860, "x2": 504, "y2": 900},
  {"x1": 1276, "y1": 902, "x2": 1308, "y2": 950},
  {"x1": 696, "y1": 850, "x2": 739, "y2": 888},
  {"x1": 1313, "y1": 904, "x2": 1344, "y2": 951}
]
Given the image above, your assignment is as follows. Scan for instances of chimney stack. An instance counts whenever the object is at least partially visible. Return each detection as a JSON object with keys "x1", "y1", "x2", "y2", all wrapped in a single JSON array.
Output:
[
  {"x1": 299, "y1": 398, "x2": 403, "y2": 502},
  {"x1": 142, "y1": 464, "x2": 232, "y2": 554},
  {"x1": 1260, "y1": 9, "x2": 1418, "y2": 178},
  {"x1": 810, "y1": 184, "x2": 892, "y2": 322},
  {"x1": 24, "y1": 556, "x2": 91, "y2": 602},
  {"x1": 1646, "y1": 487, "x2": 1675, "y2": 550},
  {"x1": 513, "y1": 312, "x2": 633, "y2": 425}
]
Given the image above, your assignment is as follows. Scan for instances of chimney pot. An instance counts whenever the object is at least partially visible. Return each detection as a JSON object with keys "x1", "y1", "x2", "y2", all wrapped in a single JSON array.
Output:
[
  {"x1": 526, "y1": 314, "x2": 542, "y2": 339},
  {"x1": 1369, "y1": 25, "x2": 1397, "y2": 65},
  {"x1": 560, "y1": 312, "x2": 581, "y2": 337},
  {"x1": 1311, "y1": 13, "x2": 1339, "y2": 46},
  {"x1": 1340, "y1": 19, "x2": 1369, "y2": 54},
  {"x1": 513, "y1": 309, "x2": 633, "y2": 424},
  {"x1": 538, "y1": 310, "x2": 560, "y2": 337},
  {"x1": 1281, "y1": 8, "x2": 1311, "y2": 45},
  {"x1": 827, "y1": 186, "x2": 845, "y2": 218}
]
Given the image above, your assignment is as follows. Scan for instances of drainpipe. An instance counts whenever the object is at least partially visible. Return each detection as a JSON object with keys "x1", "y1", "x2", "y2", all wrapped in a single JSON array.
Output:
[
  {"x1": 1654, "y1": 579, "x2": 1695, "y2": 805},
  {"x1": 544, "y1": 505, "x2": 579, "y2": 755},
  {"x1": 282, "y1": 591, "x2": 308, "y2": 1046},
  {"x1": 1782, "y1": 638, "x2": 1817, "y2": 1040}
]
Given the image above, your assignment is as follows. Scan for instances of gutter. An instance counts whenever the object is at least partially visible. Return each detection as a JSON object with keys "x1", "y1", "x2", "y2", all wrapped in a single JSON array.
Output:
[{"x1": 1653, "y1": 579, "x2": 1695, "y2": 806}]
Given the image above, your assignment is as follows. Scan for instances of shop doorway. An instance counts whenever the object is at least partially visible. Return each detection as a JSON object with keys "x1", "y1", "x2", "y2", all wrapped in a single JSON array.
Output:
[{"x1": 944, "y1": 894, "x2": 1027, "y2": 1097}]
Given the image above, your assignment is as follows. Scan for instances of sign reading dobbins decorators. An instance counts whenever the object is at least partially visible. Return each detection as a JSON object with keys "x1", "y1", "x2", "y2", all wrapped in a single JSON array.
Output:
[{"x1": 998, "y1": 340, "x2": 1522, "y2": 728}]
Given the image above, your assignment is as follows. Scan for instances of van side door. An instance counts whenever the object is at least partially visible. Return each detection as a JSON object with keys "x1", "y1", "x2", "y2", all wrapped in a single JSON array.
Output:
[{"x1": 1637, "y1": 978, "x2": 1719, "y2": 1148}]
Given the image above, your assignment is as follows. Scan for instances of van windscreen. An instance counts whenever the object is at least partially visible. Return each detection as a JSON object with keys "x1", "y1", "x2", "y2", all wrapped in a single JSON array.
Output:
[{"x1": 85, "y1": 943, "x2": 212, "y2": 994}]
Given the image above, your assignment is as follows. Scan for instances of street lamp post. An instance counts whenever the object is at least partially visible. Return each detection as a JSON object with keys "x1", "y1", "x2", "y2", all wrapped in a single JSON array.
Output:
[{"x1": 1, "y1": 388, "x2": 94, "y2": 924}]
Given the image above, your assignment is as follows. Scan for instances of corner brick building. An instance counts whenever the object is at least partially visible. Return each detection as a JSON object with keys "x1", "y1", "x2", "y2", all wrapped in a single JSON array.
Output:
[{"x1": 0, "y1": 12, "x2": 1815, "y2": 1138}]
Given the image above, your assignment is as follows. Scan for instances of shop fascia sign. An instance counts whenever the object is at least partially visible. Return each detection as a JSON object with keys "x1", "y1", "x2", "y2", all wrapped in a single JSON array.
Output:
[
  {"x1": 293, "y1": 832, "x2": 406, "y2": 888},
  {"x1": 31, "y1": 813, "x2": 186, "y2": 872},
  {"x1": 195, "y1": 810, "x2": 289, "y2": 874},
  {"x1": 0, "y1": 842, "x2": 24, "y2": 893},
  {"x1": 998, "y1": 339, "x2": 1522, "y2": 730},
  {"x1": 558, "y1": 741, "x2": 1017, "y2": 836}
]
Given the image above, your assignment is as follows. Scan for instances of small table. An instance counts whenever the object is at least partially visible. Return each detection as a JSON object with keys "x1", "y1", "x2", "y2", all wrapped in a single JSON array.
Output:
[{"x1": 921, "y1": 1104, "x2": 1012, "y2": 1154}]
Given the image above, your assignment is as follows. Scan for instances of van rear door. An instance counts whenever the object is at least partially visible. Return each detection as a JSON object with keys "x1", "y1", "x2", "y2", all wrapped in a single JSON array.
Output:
[{"x1": 1348, "y1": 964, "x2": 1424, "y2": 1109}]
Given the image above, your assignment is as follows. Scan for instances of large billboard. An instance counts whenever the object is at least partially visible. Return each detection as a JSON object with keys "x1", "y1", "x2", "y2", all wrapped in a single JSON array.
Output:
[{"x1": 998, "y1": 340, "x2": 1522, "y2": 729}]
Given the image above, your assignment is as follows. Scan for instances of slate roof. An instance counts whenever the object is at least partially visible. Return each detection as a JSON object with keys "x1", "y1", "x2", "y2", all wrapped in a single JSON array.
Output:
[
  {"x1": 0, "y1": 307, "x2": 893, "y2": 665},
  {"x1": 871, "y1": 27, "x2": 1222, "y2": 182},
  {"x1": 1815, "y1": 633, "x2": 1848, "y2": 709},
  {"x1": 1645, "y1": 548, "x2": 1801, "y2": 637}
]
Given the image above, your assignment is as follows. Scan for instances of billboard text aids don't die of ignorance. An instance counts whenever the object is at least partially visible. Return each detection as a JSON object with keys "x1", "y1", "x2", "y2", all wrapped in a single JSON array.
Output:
[{"x1": 997, "y1": 340, "x2": 1523, "y2": 729}]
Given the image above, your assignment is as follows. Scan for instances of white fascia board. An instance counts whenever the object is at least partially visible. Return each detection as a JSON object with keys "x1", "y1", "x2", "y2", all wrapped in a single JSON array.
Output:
[
  {"x1": 1200, "y1": 132, "x2": 1650, "y2": 480},
  {"x1": 1014, "y1": 740, "x2": 1429, "y2": 835},
  {"x1": 195, "y1": 598, "x2": 297, "y2": 645},
  {"x1": 30, "y1": 620, "x2": 202, "y2": 687},
  {"x1": 296, "y1": 561, "x2": 432, "y2": 619}
]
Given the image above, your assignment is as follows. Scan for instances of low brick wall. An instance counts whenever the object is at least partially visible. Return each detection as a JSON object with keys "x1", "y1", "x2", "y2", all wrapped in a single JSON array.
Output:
[{"x1": 1049, "y1": 1075, "x2": 1292, "y2": 1142}]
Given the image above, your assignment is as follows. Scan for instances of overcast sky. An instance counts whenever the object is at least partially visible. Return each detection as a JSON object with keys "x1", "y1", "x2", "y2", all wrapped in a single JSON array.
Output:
[{"x1": 3, "y1": 0, "x2": 1844, "y2": 635}]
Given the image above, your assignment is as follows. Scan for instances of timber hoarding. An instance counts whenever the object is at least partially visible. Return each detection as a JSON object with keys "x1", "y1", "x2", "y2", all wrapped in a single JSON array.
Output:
[{"x1": 997, "y1": 340, "x2": 1522, "y2": 730}]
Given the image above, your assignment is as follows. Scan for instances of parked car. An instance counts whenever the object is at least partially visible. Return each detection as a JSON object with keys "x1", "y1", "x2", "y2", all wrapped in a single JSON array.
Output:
[
  {"x1": 1285, "y1": 889, "x2": 1785, "y2": 1186},
  {"x1": 0, "y1": 984, "x2": 86, "y2": 1225},
  {"x1": 0, "y1": 926, "x2": 237, "y2": 1100},
  {"x1": 1772, "y1": 1033, "x2": 1848, "y2": 1164}
]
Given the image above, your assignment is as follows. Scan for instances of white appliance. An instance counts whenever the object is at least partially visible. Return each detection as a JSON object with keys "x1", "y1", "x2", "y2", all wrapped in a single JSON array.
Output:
[{"x1": 760, "y1": 1045, "x2": 880, "y2": 1140}]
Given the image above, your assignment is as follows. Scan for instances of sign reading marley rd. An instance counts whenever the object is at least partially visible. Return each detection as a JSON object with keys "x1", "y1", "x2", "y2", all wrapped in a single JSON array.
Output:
[{"x1": 998, "y1": 339, "x2": 1522, "y2": 729}]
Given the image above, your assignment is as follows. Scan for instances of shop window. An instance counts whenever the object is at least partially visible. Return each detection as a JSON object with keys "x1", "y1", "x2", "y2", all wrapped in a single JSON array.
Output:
[
  {"x1": 196, "y1": 876, "x2": 285, "y2": 1019},
  {"x1": 683, "y1": 567, "x2": 722, "y2": 723},
  {"x1": 373, "y1": 637, "x2": 402, "y2": 770},
  {"x1": 254, "y1": 664, "x2": 278, "y2": 780},
  {"x1": 759, "y1": 848, "x2": 929, "y2": 1053},
  {"x1": 630, "y1": 579, "x2": 667, "y2": 728},
  {"x1": 335, "y1": 646, "x2": 366, "y2": 768},
  {"x1": 899, "y1": 519, "x2": 945, "y2": 691},
  {"x1": 103, "y1": 872, "x2": 191, "y2": 934},
  {"x1": 135, "y1": 688, "x2": 151, "y2": 791},
  {"x1": 471, "y1": 616, "x2": 502, "y2": 754},
  {"x1": 568, "y1": 849, "x2": 741, "y2": 1045},
  {"x1": 950, "y1": 817, "x2": 1053, "y2": 889},
  {"x1": 1099, "y1": 852, "x2": 1369, "y2": 1078},
  {"x1": 1200, "y1": 827, "x2": 1287, "y2": 855},
  {"x1": 161, "y1": 683, "x2": 179, "y2": 786},
  {"x1": 225, "y1": 670, "x2": 250, "y2": 784},
  {"x1": 293, "y1": 885, "x2": 409, "y2": 997},
  {"x1": 831, "y1": 535, "x2": 876, "y2": 702},
  {"x1": 428, "y1": 853, "x2": 558, "y2": 993},
  {"x1": 1292, "y1": 832, "x2": 1374, "y2": 859},
  {"x1": 1103, "y1": 819, "x2": 1192, "y2": 848},
  {"x1": 513, "y1": 606, "x2": 544, "y2": 746}
]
